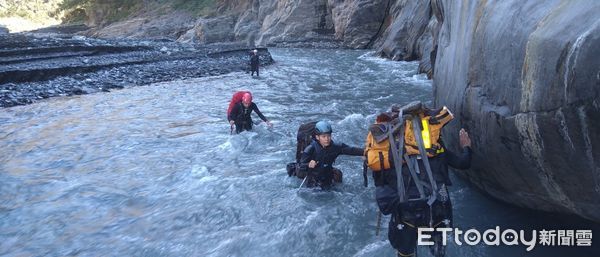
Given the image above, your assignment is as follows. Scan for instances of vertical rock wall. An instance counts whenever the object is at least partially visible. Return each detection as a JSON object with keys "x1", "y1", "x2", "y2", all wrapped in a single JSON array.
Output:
[{"x1": 433, "y1": 0, "x2": 600, "y2": 222}]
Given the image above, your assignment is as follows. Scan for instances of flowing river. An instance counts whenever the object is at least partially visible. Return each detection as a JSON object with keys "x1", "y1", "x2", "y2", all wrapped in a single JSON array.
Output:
[{"x1": 0, "y1": 48, "x2": 597, "y2": 257}]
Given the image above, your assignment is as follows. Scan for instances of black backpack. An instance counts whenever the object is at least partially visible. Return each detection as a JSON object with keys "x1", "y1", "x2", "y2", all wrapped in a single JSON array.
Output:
[
  {"x1": 287, "y1": 121, "x2": 317, "y2": 177},
  {"x1": 295, "y1": 121, "x2": 317, "y2": 162}
]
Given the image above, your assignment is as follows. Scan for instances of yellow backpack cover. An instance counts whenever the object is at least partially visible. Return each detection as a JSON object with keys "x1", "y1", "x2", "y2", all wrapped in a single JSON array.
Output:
[{"x1": 365, "y1": 124, "x2": 392, "y2": 172}]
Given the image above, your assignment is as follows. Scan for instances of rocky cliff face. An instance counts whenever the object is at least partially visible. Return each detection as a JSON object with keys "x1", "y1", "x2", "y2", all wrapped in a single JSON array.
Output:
[
  {"x1": 370, "y1": 0, "x2": 437, "y2": 77},
  {"x1": 432, "y1": 0, "x2": 600, "y2": 222},
  {"x1": 85, "y1": 3, "x2": 196, "y2": 40},
  {"x1": 181, "y1": 0, "x2": 340, "y2": 47},
  {"x1": 89, "y1": 0, "x2": 431, "y2": 52},
  {"x1": 328, "y1": 0, "x2": 389, "y2": 48}
]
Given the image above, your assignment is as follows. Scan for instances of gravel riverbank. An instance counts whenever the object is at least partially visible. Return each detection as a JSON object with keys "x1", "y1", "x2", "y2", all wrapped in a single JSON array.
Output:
[{"x1": 0, "y1": 32, "x2": 274, "y2": 107}]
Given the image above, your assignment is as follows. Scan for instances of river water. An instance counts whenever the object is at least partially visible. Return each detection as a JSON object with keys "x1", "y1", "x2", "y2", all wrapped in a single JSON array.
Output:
[{"x1": 0, "y1": 48, "x2": 597, "y2": 257}]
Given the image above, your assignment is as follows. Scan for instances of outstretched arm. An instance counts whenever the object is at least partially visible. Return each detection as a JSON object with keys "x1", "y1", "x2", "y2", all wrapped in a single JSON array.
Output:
[
  {"x1": 340, "y1": 143, "x2": 365, "y2": 156},
  {"x1": 252, "y1": 103, "x2": 272, "y2": 127},
  {"x1": 447, "y1": 128, "x2": 472, "y2": 169}
]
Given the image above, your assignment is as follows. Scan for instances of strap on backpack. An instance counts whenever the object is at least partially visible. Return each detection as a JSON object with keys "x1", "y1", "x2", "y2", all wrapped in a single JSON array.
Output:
[
  {"x1": 411, "y1": 115, "x2": 439, "y2": 206},
  {"x1": 388, "y1": 110, "x2": 407, "y2": 203}
]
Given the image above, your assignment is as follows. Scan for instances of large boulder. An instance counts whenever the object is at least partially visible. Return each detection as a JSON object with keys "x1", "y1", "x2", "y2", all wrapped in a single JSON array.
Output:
[
  {"x1": 255, "y1": 0, "x2": 335, "y2": 46},
  {"x1": 433, "y1": 0, "x2": 600, "y2": 221},
  {"x1": 91, "y1": 12, "x2": 195, "y2": 40},
  {"x1": 232, "y1": 5, "x2": 261, "y2": 45},
  {"x1": 374, "y1": 0, "x2": 433, "y2": 60},
  {"x1": 329, "y1": 0, "x2": 388, "y2": 48},
  {"x1": 193, "y1": 15, "x2": 237, "y2": 44},
  {"x1": 178, "y1": 0, "x2": 337, "y2": 46}
]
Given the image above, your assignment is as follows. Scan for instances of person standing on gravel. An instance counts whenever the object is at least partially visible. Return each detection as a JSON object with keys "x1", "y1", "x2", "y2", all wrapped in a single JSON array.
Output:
[{"x1": 250, "y1": 49, "x2": 260, "y2": 77}]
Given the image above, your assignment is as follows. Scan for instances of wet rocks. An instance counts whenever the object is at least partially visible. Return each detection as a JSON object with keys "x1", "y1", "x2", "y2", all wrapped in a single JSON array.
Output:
[{"x1": 0, "y1": 33, "x2": 274, "y2": 108}]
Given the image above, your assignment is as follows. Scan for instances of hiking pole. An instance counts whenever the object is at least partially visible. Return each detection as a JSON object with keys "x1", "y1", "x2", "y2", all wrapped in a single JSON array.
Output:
[
  {"x1": 298, "y1": 176, "x2": 308, "y2": 190},
  {"x1": 230, "y1": 124, "x2": 234, "y2": 135},
  {"x1": 375, "y1": 210, "x2": 382, "y2": 236},
  {"x1": 362, "y1": 161, "x2": 368, "y2": 187}
]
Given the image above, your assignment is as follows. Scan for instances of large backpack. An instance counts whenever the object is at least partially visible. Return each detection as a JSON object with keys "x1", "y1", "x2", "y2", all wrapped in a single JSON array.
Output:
[
  {"x1": 364, "y1": 105, "x2": 454, "y2": 172},
  {"x1": 295, "y1": 121, "x2": 317, "y2": 163},
  {"x1": 367, "y1": 103, "x2": 455, "y2": 203},
  {"x1": 403, "y1": 106, "x2": 453, "y2": 157},
  {"x1": 364, "y1": 111, "x2": 398, "y2": 173},
  {"x1": 287, "y1": 121, "x2": 317, "y2": 178},
  {"x1": 227, "y1": 91, "x2": 251, "y2": 118},
  {"x1": 365, "y1": 123, "x2": 393, "y2": 172}
]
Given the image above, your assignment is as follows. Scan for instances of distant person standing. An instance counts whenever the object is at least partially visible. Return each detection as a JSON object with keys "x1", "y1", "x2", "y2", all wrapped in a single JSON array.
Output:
[{"x1": 250, "y1": 49, "x2": 260, "y2": 77}]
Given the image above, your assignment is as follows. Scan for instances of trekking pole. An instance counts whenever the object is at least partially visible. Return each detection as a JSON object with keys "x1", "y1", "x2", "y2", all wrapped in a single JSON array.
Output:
[
  {"x1": 230, "y1": 124, "x2": 234, "y2": 135},
  {"x1": 375, "y1": 210, "x2": 382, "y2": 236},
  {"x1": 298, "y1": 176, "x2": 308, "y2": 190},
  {"x1": 362, "y1": 161, "x2": 368, "y2": 187}
]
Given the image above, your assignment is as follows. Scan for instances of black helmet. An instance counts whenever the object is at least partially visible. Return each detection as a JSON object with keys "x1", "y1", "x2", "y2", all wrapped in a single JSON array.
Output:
[{"x1": 315, "y1": 120, "x2": 332, "y2": 135}]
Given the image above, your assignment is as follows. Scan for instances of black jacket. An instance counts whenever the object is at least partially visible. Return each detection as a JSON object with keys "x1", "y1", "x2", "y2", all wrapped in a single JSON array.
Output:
[
  {"x1": 300, "y1": 140, "x2": 363, "y2": 172},
  {"x1": 250, "y1": 54, "x2": 259, "y2": 71},
  {"x1": 228, "y1": 102, "x2": 267, "y2": 125}
]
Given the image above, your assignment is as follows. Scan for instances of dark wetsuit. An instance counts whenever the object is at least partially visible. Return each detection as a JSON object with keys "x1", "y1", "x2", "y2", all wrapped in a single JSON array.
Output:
[
  {"x1": 375, "y1": 146, "x2": 471, "y2": 257},
  {"x1": 228, "y1": 102, "x2": 268, "y2": 133},
  {"x1": 250, "y1": 54, "x2": 259, "y2": 76},
  {"x1": 299, "y1": 140, "x2": 363, "y2": 188}
]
